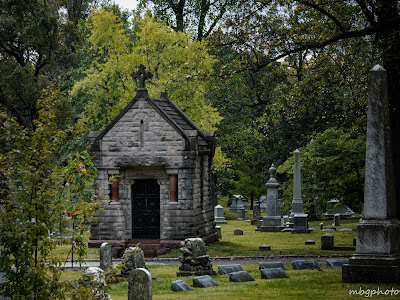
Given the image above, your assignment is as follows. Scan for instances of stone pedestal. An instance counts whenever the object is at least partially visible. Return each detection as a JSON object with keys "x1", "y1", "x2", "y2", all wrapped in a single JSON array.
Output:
[
  {"x1": 237, "y1": 208, "x2": 246, "y2": 220},
  {"x1": 260, "y1": 164, "x2": 284, "y2": 232},
  {"x1": 342, "y1": 65, "x2": 400, "y2": 283}
]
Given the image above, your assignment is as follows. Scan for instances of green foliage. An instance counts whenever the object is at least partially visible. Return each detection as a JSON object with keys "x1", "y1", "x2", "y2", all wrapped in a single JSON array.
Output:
[
  {"x1": 0, "y1": 87, "x2": 99, "y2": 299},
  {"x1": 278, "y1": 127, "x2": 365, "y2": 216},
  {"x1": 70, "y1": 10, "x2": 221, "y2": 132}
]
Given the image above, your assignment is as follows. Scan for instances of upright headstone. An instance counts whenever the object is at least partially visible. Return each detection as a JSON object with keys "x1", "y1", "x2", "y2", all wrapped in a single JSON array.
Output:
[
  {"x1": 343, "y1": 65, "x2": 400, "y2": 283},
  {"x1": 333, "y1": 214, "x2": 340, "y2": 227},
  {"x1": 215, "y1": 226, "x2": 222, "y2": 239},
  {"x1": 251, "y1": 204, "x2": 262, "y2": 225},
  {"x1": 321, "y1": 234, "x2": 334, "y2": 250},
  {"x1": 234, "y1": 229, "x2": 243, "y2": 235},
  {"x1": 100, "y1": 242, "x2": 113, "y2": 270},
  {"x1": 228, "y1": 195, "x2": 246, "y2": 212},
  {"x1": 128, "y1": 268, "x2": 152, "y2": 300},
  {"x1": 121, "y1": 246, "x2": 146, "y2": 276},
  {"x1": 237, "y1": 208, "x2": 246, "y2": 220},
  {"x1": 290, "y1": 150, "x2": 309, "y2": 233},
  {"x1": 214, "y1": 205, "x2": 227, "y2": 224},
  {"x1": 261, "y1": 164, "x2": 284, "y2": 232}
]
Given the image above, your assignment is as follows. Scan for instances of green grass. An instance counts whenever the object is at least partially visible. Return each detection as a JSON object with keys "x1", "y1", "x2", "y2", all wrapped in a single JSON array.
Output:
[{"x1": 103, "y1": 264, "x2": 399, "y2": 300}]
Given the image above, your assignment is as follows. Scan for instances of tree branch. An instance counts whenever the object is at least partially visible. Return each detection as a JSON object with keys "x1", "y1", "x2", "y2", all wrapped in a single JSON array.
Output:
[{"x1": 298, "y1": 0, "x2": 347, "y2": 33}]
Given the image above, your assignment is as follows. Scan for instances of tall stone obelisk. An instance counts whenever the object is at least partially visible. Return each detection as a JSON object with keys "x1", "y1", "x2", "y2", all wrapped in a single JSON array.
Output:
[
  {"x1": 291, "y1": 149, "x2": 309, "y2": 233},
  {"x1": 342, "y1": 65, "x2": 400, "y2": 283}
]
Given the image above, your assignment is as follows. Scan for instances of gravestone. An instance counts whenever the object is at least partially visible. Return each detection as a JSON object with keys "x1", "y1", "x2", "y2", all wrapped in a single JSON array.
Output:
[
  {"x1": 177, "y1": 238, "x2": 216, "y2": 277},
  {"x1": 261, "y1": 164, "x2": 284, "y2": 232},
  {"x1": 251, "y1": 204, "x2": 262, "y2": 225},
  {"x1": 319, "y1": 223, "x2": 324, "y2": 230},
  {"x1": 229, "y1": 271, "x2": 255, "y2": 282},
  {"x1": 333, "y1": 214, "x2": 340, "y2": 227},
  {"x1": 322, "y1": 228, "x2": 335, "y2": 232},
  {"x1": 327, "y1": 259, "x2": 349, "y2": 269},
  {"x1": 237, "y1": 208, "x2": 246, "y2": 220},
  {"x1": 260, "y1": 268, "x2": 289, "y2": 279},
  {"x1": 340, "y1": 228, "x2": 353, "y2": 232},
  {"x1": 215, "y1": 226, "x2": 222, "y2": 239},
  {"x1": 214, "y1": 205, "x2": 227, "y2": 224},
  {"x1": 259, "y1": 244, "x2": 271, "y2": 251},
  {"x1": 292, "y1": 260, "x2": 319, "y2": 270},
  {"x1": 171, "y1": 280, "x2": 193, "y2": 292},
  {"x1": 82, "y1": 267, "x2": 112, "y2": 300},
  {"x1": 121, "y1": 246, "x2": 146, "y2": 276},
  {"x1": 234, "y1": 229, "x2": 243, "y2": 235},
  {"x1": 228, "y1": 195, "x2": 246, "y2": 212},
  {"x1": 100, "y1": 242, "x2": 113, "y2": 270},
  {"x1": 305, "y1": 240, "x2": 315, "y2": 245},
  {"x1": 259, "y1": 262, "x2": 286, "y2": 270},
  {"x1": 218, "y1": 264, "x2": 245, "y2": 275},
  {"x1": 325, "y1": 199, "x2": 355, "y2": 217},
  {"x1": 321, "y1": 234, "x2": 334, "y2": 250},
  {"x1": 343, "y1": 65, "x2": 400, "y2": 283},
  {"x1": 290, "y1": 150, "x2": 309, "y2": 233},
  {"x1": 353, "y1": 237, "x2": 357, "y2": 247},
  {"x1": 193, "y1": 275, "x2": 218, "y2": 288},
  {"x1": 128, "y1": 268, "x2": 152, "y2": 300}
]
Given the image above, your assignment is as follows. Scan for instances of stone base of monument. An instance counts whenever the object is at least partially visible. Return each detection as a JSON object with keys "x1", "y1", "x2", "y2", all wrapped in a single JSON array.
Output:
[
  {"x1": 342, "y1": 256, "x2": 400, "y2": 283},
  {"x1": 260, "y1": 226, "x2": 285, "y2": 232},
  {"x1": 251, "y1": 217, "x2": 262, "y2": 225}
]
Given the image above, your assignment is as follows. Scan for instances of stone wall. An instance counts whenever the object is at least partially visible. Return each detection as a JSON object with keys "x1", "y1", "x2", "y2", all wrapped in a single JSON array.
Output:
[{"x1": 90, "y1": 97, "x2": 215, "y2": 241}]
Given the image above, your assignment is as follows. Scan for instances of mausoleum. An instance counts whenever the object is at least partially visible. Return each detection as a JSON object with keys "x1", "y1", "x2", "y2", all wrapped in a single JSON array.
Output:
[{"x1": 88, "y1": 65, "x2": 218, "y2": 255}]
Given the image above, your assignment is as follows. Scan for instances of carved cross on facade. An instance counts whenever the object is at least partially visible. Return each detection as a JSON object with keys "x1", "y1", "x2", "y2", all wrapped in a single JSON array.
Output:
[{"x1": 131, "y1": 64, "x2": 153, "y2": 88}]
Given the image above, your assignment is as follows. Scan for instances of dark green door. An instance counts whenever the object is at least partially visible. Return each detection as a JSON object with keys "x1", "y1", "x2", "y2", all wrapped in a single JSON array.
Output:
[{"x1": 131, "y1": 179, "x2": 160, "y2": 238}]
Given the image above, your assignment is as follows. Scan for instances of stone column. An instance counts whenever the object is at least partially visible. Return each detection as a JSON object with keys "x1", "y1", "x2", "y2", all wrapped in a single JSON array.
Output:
[
  {"x1": 290, "y1": 150, "x2": 308, "y2": 233},
  {"x1": 342, "y1": 65, "x2": 400, "y2": 283},
  {"x1": 291, "y1": 149, "x2": 303, "y2": 215},
  {"x1": 111, "y1": 177, "x2": 119, "y2": 202},
  {"x1": 166, "y1": 169, "x2": 179, "y2": 202},
  {"x1": 260, "y1": 164, "x2": 283, "y2": 232}
]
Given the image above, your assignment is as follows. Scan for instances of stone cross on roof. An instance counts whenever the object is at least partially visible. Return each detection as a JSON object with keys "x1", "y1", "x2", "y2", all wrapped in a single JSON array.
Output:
[{"x1": 131, "y1": 64, "x2": 153, "y2": 88}]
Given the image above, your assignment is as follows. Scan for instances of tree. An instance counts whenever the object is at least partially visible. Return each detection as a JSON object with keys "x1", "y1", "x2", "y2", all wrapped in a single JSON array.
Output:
[
  {"x1": 0, "y1": 0, "x2": 97, "y2": 129},
  {"x1": 0, "y1": 87, "x2": 99, "y2": 299},
  {"x1": 70, "y1": 10, "x2": 222, "y2": 132},
  {"x1": 138, "y1": 0, "x2": 253, "y2": 40},
  {"x1": 278, "y1": 127, "x2": 366, "y2": 216}
]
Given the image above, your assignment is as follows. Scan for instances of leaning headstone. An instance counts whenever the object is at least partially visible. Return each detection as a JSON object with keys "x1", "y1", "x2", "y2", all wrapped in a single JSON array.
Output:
[
  {"x1": 237, "y1": 208, "x2": 246, "y2": 220},
  {"x1": 218, "y1": 264, "x2": 245, "y2": 275},
  {"x1": 100, "y1": 242, "x2": 113, "y2": 270},
  {"x1": 305, "y1": 240, "x2": 315, "y2": 245},
  {"x1": 128, "y1": 268, "x2": 152, "y2": 300},
  {"x1": 229, "y1": 271, "x2": 255, "y2": 282},
  {"x1": 333, "y1": 214, "x2": 341, "y2": 227},
  {"x1": 321, "y1": 234, "x2": 334, "y2": 250},
  {"x1": 327, "y1": 259, "x2": 349, "y2": 269},
  {"x1": 234, "y1": 229, "x2": 243, "y2": 235},
  {"x1": 121, "y1": 246, "x2": 146, "y2": 276},
  {"x1": 171, "y1": 280, "x2": 193, "y2": 292},
  {"x1": 259, "y1": 244, "x2": 271, "y2": 251},
  {"x1": 261, "y1": 164, "x2": 284, "y2": 232},
  {"x1": 259, "y1": 262, "x2": 286, "y2": 270},
  {"x1": 292, "y1": 260, "x2": 319, "y2": 270},
  {"x1": 214, "y1": 205, "x2": 227, "y2": 224},
  {"x1": 342, "y1": 65, "x2": 400, "y2": 283},
  {"x1": 260, "y1": 268, "x2": 289, "y2": 279},
  {"x1": 177, "y1": 238, "x2": 216, "y2": 277},
  {"x1": 193, "y1": 275, "x2": 218, "y2": 288}
]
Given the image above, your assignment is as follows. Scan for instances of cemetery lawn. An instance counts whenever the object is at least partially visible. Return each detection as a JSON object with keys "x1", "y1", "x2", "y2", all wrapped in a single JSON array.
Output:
[{"x1": 104, "y1": 264, "x2": 399, "y2": 300}]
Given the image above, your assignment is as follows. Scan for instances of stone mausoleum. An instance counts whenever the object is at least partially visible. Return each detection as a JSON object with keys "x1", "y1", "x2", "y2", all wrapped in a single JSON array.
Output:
[{"x1": 88, "y1": 65, "x2": 218, "y2": 256}]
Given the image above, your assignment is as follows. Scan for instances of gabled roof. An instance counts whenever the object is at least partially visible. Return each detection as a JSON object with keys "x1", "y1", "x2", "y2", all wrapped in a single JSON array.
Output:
[{"x1": 93, "y1": 88, "x2": 212, "y2": 148}]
